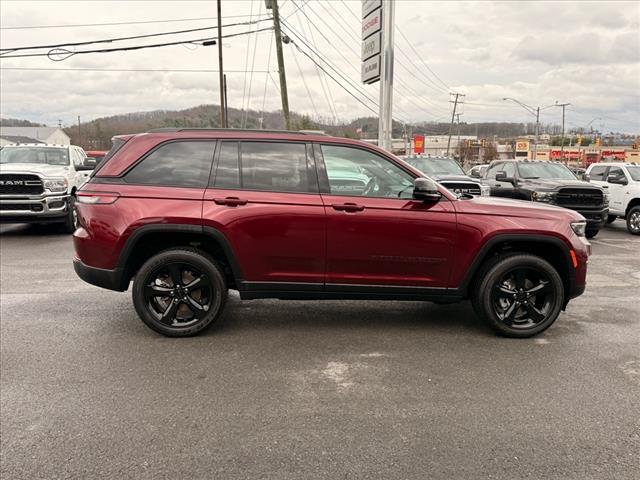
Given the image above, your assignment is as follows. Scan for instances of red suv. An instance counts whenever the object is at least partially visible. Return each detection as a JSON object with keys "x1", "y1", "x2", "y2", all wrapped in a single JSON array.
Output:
[{"x1": 73, "y1": 129, "x2": 591, "y2": 338}]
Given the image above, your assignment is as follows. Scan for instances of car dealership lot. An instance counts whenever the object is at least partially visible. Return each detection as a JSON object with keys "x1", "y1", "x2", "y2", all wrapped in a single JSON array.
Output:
[{"x1": 1, "y1": 224, "x2": 638, "y2": 479}]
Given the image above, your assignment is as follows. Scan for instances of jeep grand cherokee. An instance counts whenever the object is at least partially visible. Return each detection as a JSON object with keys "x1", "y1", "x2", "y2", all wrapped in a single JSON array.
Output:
[{"x1": 73, "y1": 129, "x2": 591, "y2": 338}]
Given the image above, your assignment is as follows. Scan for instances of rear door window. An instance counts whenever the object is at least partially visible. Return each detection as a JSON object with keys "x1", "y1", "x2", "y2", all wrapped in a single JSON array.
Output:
[
  {"x1": 213, "y1": 142, "x2": 240, "y2": 189},
  {"x1": 239, "y1": 142, "x2": 312, "y2": 193},
  {"x1": 125, "y1": 141, "x2": 215, "y2": 187}
]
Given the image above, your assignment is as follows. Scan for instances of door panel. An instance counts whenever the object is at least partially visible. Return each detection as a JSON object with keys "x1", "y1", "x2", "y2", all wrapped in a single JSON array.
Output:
[
  {"x1": 322, "y1": 195, "x2": 456, "y2": 287},
  {"x1": 202, "y1": 190, "x2": 325, "y2": 283}
]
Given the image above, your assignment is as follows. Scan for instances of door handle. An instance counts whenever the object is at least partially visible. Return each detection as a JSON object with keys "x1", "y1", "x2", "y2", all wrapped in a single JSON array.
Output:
[
  {"x1": 213, "y1": 197, "x2": 247, "y2": 207},
  {"x1": 332, "y1": 202, "x2": 365, "y2": 212}
]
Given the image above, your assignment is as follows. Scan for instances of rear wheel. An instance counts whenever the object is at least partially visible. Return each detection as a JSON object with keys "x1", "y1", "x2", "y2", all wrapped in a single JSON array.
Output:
[
  {"x1": 627, "y1": 206, "x2": 640, "y2": 235},
  {"x1": 606, "y1": 215, "x2": 617, "y2": 224},
  {"x1": 585, "y1": 228, "x2": 599, "y2": 239},
  {"x1": 471, "y1": 254, "x2": 564, "y2": 338},
  {"x1": 132, "y1": 248, "x2": 227, "y2": 337}
]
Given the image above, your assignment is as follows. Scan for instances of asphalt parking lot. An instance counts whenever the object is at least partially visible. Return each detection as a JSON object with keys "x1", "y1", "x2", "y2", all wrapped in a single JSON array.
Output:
[{"x1": 1, "y1": 222, "x2": 639, "y2": 479}]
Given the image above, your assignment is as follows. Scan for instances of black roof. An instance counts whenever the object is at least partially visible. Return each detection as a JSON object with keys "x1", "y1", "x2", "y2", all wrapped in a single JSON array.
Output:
[{"x1": 0, "y1": 135, "x2": 44, "y2": 144}]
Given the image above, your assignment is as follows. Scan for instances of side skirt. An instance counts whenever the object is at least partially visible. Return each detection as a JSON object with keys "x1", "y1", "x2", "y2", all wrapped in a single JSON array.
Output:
[{"x1": 238, "y1": 281, "x2": 463, "y2": 302}]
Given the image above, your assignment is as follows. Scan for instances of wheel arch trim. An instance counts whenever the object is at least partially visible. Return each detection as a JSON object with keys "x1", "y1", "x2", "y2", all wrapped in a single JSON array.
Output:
[
  {"x1": 115, "y1": 224, "x2": 244, "y2": 287},
  {"x1": 458, "y1": 233, "x2": 574, "y2": 297}
]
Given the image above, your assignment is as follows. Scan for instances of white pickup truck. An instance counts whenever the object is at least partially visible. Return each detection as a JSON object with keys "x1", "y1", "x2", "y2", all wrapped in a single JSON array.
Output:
[
  {"x1": 0, "y1": 143, "x2": 95, "y2": 232},
  {"x1": 586, "y1": 162, "x2": 640, "y2": 235}
]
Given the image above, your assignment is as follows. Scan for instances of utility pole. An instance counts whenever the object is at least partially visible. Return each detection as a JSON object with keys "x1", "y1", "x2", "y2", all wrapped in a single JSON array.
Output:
[
  {"x1": 377, "y1": 0, "x2": 395, "y2": 152},
  {"x1": 77, "y1": 116, "x2": 81, "y2": 146},
  {"x1": 446, "y1": 93, "x2": 463, "y2": 157},
  {"x1": 455, "y1": 113, "x2": 462, "y2": 164},
  {"x1": 270, "y1": 0, "x2": 291, "y2": 130},
  {"x1": 556, "y1": 102, "x2": 571, "y2": 163},
  {"x1": 216, "y1": 0, "x2": 226, "y2": 128},
  {"x1": 533, "y1": 106, "x2": 540, "y2": 160},
  {"x1": 223, "y1": 74, "x2": 229, "y2": 124}
]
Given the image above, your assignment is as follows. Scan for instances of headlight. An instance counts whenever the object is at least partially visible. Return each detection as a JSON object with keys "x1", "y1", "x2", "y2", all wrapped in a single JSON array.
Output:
[
  {"x1": 602, "y1": 190, "x2": 610, "y2": 207},
  {"x1": 571, "y1": 220, "x2": 587, "y2": 237},
  {"x1": 480, "y1": 184, "x2": 490, "y2": 197},
  {"x1": 532, "y1": 191, "x2": 555, "y2": 202},
  {"x1": 43, "y1": 177, "x2": 68, "y2": 193}
]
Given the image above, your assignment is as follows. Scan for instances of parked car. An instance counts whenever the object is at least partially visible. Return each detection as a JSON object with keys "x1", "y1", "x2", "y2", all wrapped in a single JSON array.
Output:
[
  {"x1": 0, "y1": 143, "x2": 94, "y2": 232},
  {"x1": 84, "y1": 150, "x2": 108, "y2": 170},
  {"x1": 586, "y1": 162, "x2": 640, "y2": 235},
  {"x1": 73, "y1": 129, "x2": 591, "y2": 338},
  {"x1": 468, "y1": 164, "x2": 489, "y2": 179},
  {"x1": 482, "y1": 160, "x2": 608, "y2": 238},
  {"x1": 400, "y1": 155, "x2": 490, "y2": 196}
]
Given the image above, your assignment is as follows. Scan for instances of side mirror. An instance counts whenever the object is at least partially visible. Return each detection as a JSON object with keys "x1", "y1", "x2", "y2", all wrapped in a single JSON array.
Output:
[
  {"x1": 607, "y1": 175, "x2": 628, "y2": 185},
  {"x1": 77, "y1": 158, "x2": 98, "y2": 171},
  {"x1": 495, "y1": 171, "x2": 515, "y2": 184},
  {"x1": 413, "y1": 177, "x2": 441, "y2": 202}
]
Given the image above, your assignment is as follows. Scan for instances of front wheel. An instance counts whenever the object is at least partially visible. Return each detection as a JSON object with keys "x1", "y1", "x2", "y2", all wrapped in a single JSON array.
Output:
[
  {"x1": 585, "y1": 228, "x2": 599, "y2": 239},
  {"x1": 132, "y1": 248, "x2": 228, "y2": 337},
  {"x1": 62, "y1": 195, "x2": 78, "y2": 233},
  {"x1": 471, "y1": 254, "x2": 564, "y2": 338},
  {"x1": 627, "y1": 206, "x2": 640, "y2": 235}
]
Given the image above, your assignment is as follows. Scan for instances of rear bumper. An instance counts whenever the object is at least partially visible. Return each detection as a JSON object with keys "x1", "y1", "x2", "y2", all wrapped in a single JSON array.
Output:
[{"x1": 73, "y1": 257, "x2": 127, "y2": 292}]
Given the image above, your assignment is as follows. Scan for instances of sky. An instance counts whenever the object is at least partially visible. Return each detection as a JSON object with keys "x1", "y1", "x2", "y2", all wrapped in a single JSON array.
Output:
[{"x1": 1, "y1": 0, "x2": 639, "y2": 133}]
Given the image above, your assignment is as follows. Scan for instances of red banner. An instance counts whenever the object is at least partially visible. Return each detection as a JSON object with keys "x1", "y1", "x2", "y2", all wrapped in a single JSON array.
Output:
[{"x1": 413, "y1": 134, "x2": 425, "y2": 154}]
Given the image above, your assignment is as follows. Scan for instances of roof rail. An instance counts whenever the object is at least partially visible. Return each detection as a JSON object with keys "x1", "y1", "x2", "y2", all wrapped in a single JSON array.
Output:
[{"x1": 146, "y1": 127, "x2": 327, "y2": 135}]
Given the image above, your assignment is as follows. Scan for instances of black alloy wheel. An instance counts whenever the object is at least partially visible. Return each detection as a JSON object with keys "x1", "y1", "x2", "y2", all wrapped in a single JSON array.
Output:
[
  {"x1": 133, "y1": 248, "x2": 227, "y2": 336},
  {"x1": 490, "y1": 267, "x2": 553, "y2": 330},
  {"x1": 472, "y1": 254, "x2": 564, "y2": 338}
]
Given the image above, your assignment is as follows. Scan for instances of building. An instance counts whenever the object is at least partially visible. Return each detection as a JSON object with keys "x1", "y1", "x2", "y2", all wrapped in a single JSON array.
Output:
[
  {"x1": 0, "y1": 135, "x2": 44, "y2": 146},
  {"x1": 0, "y1": 127, "x2": 70, "y2": 145}
]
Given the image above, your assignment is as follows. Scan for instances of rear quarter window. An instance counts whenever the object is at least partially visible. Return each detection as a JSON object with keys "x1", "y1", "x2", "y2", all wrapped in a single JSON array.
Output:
[{"x1": 125, "y1": 141, "x2": 216, "y2": 188}]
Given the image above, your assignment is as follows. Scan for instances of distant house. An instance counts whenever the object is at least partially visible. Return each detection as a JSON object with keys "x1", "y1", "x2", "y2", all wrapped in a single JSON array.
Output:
[
  {"x1": 0, "y1": 127, "x2": 70, "y2": 145},
  {"x1": 0, "y1": 135, "x2": 45, "y2": 146}
]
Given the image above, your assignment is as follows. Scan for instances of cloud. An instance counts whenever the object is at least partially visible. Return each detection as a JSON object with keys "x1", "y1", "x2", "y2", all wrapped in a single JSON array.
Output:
[{"x1": 0, "y1": 0, "x2": 638, "y2": 133}]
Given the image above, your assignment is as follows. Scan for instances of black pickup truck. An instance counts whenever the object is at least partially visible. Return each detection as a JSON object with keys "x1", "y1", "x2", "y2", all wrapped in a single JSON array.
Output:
[{"x1": 483, "y1": 160, "x2": 608, "y2": 238}]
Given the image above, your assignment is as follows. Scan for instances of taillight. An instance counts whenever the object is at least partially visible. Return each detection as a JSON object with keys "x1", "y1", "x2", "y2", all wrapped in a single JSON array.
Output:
[{"x1": 76, "y1": 191, "x2": 120, "y2": 205}]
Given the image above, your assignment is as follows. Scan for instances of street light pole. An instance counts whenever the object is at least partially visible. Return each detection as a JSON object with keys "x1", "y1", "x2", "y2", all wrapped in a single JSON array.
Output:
[{"x1": 555, "y1": 101, "x2": 571, "y2": 163}]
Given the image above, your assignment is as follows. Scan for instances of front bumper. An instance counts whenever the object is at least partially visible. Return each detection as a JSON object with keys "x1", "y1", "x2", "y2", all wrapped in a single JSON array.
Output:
[
  {"x1": 0, "y1": 194, "x2": 69, "y2": 223},
  {"x1": 575, "y1": 207, "x2": 608, "y2": 228}
]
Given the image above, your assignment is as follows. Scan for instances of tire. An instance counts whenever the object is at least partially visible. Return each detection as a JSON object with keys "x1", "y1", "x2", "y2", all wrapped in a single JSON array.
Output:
[
  {"x1": 132, "y1": 248, "x2": 228, "y2": 337},
  {"x1": 627, "y1": 206, "x2": 640, "y2": 235},
  {"x1": 471, "y1": 253, "x2": 564, "y2": 338},
  {"x1": 606, "y1": 215, "x2": 617, "y2": 224},
  {"x1": 62, "y1": 195, "x2": 78, "y2": 233},
  {"x1": 585, "y1": 228, "x2": 599, "y2": 239}
]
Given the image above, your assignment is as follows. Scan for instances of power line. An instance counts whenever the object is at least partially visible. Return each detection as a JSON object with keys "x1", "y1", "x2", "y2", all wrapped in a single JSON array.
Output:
[
  {"x1": 0, "y1": 18, "x2": 270, "y2": 53},
  {"x1": 298, "y1": 1, "x2": 338, "y2": 123},
  {"x1": 0, "y1": 14, "x2": 269, "y2": 30},
  {"x1": 0, "y1": 67, "x2": 276, "y2": 73},
  {"x1": 243, "y1": 0, "x2": 264, "y2": 128},
  {"x1": 395, "y1": 28, "x2": 451, "y2": 92},
  {"x1": 0, "y1": 27, "x2": 274, "y2": 60}
]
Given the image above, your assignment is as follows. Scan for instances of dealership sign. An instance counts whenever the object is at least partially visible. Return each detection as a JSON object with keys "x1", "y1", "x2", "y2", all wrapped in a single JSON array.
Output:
[
  {"x1": 413, "y1": 134, "x2": 425, "y2": 154},
  {"x1": 361, "y1": 0, "x2": 382, "y2": 84}
]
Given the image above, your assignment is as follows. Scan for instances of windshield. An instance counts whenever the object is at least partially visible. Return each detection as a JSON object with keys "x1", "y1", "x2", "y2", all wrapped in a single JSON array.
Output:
[
  {"x1": 517, "y1": 162, "x2": 577, "y2": 180},
  {"x1": 409, "y1": 158, "x2": 465, "y2": 176},
  {"x1": 627, "y1": 166, "x2": 640, "y2": 181},
  {"x1": 0, "y1": 147, "x2": 69, "y2": 166}
]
